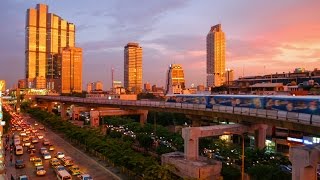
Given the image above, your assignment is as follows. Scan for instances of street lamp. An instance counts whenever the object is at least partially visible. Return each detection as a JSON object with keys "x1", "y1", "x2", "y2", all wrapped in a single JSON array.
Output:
[
  {"x1": 226, "y1": 68, "x2": 231, "y2": 94},
  {"x1": 241, "y1": 133, "x2": 246, "y2": 180}
]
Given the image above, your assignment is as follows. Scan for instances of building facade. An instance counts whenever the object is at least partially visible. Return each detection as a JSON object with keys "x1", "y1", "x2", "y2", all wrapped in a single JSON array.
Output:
[
  {"x1": 207, "y1": 24, "x2": 226, "y2": 87},
  {"x1": 165, "y1": 64, "x2": 185, "y2": 94},
  {"x1": 87, "y1": 83, "x2": 92, "y2": 93},
  {"x1": 93, "y1": 81, "x2": 103, "y2": 91},
  {"x1": 59, "y1": 47, "x2": 82, "y2": 93},
  {"x1": 124, "y1": 43, "x2": 143, "y2": 94},
  {"x1": 25, "y1": 4, "x2": 75, "y2": 89}
]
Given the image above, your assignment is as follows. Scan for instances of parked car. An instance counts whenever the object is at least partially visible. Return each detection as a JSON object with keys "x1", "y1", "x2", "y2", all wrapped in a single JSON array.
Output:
[
  {"x1": 15, "y1": 159, "x2": 25, "y2": 169},
  {"x1": 35, "y1": 166, "x2": 46, "y2": 176}
]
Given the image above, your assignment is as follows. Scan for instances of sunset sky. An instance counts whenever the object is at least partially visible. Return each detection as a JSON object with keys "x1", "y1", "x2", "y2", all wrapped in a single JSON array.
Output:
[{"x1": 0, "y1": 0, "x2": 319, "y2": 89}]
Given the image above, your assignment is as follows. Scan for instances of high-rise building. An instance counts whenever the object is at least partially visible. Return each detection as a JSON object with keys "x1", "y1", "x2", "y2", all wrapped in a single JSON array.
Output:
[
  {"x1": 144, "y1": 82, "x2": 151, "y2": 92},
  {"x1": 25, "y1": 4, "x2": 75, "y2": 89},
  {"x1": 87, "y1": 82, "x2": 92, "y2": 93},
  {"x1": 225, "y1": 69, "x2": 234, "y2": 85},
  {"x1": 207, "y1": 24, "x2": 226, "y2": 87},
  {"x1": 124, "y1": 43, "x2": 143, "y2": 94},
  {"x1": 165, "y1": 64, "x2": 185, "y2": 94},
  {"x1": 93, "y1": 81, "x2": 103, "y2": 91},
  {"x1": 59, "y1": 47, "x2": 82, "y2": 93}
]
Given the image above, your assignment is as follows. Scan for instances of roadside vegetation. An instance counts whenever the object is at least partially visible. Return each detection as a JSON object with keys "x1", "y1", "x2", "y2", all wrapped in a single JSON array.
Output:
[{"x1": 22, "y1": 103, "x2": 291, "y2": 180}]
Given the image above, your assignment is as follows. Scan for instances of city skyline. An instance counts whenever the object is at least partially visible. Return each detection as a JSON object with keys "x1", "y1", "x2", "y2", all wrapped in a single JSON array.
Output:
[{"x1": 1, "y1": 0, "x2": 320, "y2": 89}]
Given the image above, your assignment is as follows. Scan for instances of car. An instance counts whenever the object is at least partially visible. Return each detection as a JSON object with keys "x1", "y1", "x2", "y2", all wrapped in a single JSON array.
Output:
[
  {"x1": 43, "y1": 152, "x2": 52, "y2": 160},
  {"x1": 61, "y1": 156, "x2": 74, "y2": 166},
  {"x1": 49, "y1": 144, "x2": 55, "y2": 151},
  {"x1": 28, "y1": 147, "x2": 36, "y2": 154},
  {"x1": 22, "y1": 136, "x2": 29, "y2": 142},
  {"x1": 43, "y1": 139, "x2": 50, "y2": 146},
  {"x1": 56, "y1": 152, "x2": 65, "y2": 159},
  {"x1": 39, "y1": 125, "x2": 45, "y2": 130},
  {"x1": 35, "y1": 166, "x2": 46, "y2": 176},
  {"x1": 68, "y1": 165, "x2": 81, "y2": 175},
  {"x1": 54, "y1": 165, "x2": 66, "y2": 174},
  {"x1": 29, "y1": 154, "x2": 37, "y2": 162},
  {"x1": 77, "y1": 174, "x2": 93, "y2": 180},
  {"x1": 11, "y1": 127, "x2": 16, "y2": 131},
  {"x1": 40, "y1": 147, "x2": 48, "y2": 155},
  {"x1": 37, "y1": 134, "x2": 44, "y2": 139},
  {"x1": 33, "y1": 158, "x2": 43, "y2": 167},
  {"x1": 23, "y1": 140, "x2": 31, "y2": 147},
  {"x1": 31, "y1": 138, "x2": 39, "y2": 143},
  {"x1": 31, "y1": 129, "x2": 37, "y2": 133},
  {"x1": 15, "y1": 159, "x2": 25, "y2": 169},
  {"x1": 20, "y1": 131, "x2": 27, "y2": 136},
  {"x1": 34, "y1": 122, "x2": 38, "y2": 126},
  {"x1": 18, "y1": 175, "x2": 28, "y2": 180},
  {"x1": 50, "y1": 158, "x2": 61, "y2": 167}
]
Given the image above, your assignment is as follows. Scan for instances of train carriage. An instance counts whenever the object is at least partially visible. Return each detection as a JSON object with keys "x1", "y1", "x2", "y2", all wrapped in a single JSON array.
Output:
[{"x1": 166, "y1": 94, "x2": 320, "y2": 115}]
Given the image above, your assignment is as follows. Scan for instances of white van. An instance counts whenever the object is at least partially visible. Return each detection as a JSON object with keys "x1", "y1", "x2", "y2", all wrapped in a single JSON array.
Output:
[
  {"x1": 15, "y1": 145, "x2": 23, "y2": 155},
  {"x1": 57, "y1": 170, "x2": 72, "y2": 180}
]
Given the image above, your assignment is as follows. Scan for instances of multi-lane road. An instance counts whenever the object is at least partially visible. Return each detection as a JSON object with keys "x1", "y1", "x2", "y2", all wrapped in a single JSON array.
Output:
[{"x1": 5, "y1": 113, "x2": 122, "y2": 180}]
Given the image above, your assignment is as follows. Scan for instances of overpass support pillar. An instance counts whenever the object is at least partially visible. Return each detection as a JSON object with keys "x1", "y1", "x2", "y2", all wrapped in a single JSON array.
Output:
[
  {"x1": 138, "y1": 110, "x2": 148, "y2": 125},
  {"x1": 90, "y1": 110, "x2": 100, "y2": 127},
  {"x1": 182, "y1": 128, "x2": 200, "y2": 160},
  {"x1": 60, "y1": 104, "x2": 67, "y2": 120},
  {"x1": 289, "y1": 146, "x2": 320, "y2": 180},
  {"x1": 187, "y1": 115, "x2": 201, "y2": 127},
  {"x1": 252, "y1": 124, "x2": 268, "y2": 149},
  {"x1": 47, "y1": 102, "x2": 53, "y2": 113}
]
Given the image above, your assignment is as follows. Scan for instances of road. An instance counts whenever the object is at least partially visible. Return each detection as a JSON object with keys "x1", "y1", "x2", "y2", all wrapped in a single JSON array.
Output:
[{"x1": 5, "y1": 114, "x2": 122, "y2": 180}]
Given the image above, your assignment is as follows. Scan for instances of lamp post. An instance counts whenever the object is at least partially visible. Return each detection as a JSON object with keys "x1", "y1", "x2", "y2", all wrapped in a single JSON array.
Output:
[
  {"x1": 226, "y1": 68, "x2": 231, "y2": 94},
  {"x1": 241, "y1": 133, "x2": 245, "y2": 180}
]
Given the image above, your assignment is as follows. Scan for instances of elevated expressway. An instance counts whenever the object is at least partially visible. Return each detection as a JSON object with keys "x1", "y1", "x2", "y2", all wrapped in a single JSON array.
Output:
[{"x1": 36, "y1": 96, "x2": 320, "y2": 135}]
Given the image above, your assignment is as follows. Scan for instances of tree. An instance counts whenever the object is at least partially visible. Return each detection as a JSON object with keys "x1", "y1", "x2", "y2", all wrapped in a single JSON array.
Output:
[
  {"x1": 137, "y1": 133, "x2": 153, "y2": 151},
  {"x1": 143, "y1": 164, "x2": 178, "y2": 180}
]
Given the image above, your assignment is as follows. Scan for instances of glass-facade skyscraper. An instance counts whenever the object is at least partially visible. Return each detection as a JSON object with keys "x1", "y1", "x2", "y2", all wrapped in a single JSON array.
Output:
[
  {"x1": 206, "y1": 24, "x2": 226, "y2": 87},
  {"x1": 124, "y1": 43, "x2": 143, "y2": 94},
  {"x1": 59, "y1": 47, "x2": 82, "y2": 94},
  {"x1": 25, "y1": 4, "x2": 75, "y2": 89}
]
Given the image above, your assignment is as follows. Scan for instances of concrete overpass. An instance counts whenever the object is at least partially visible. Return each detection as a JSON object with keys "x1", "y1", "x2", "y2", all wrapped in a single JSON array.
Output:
[
  {"x1": 35, "y1": 95, "x2": 320, "y2": 180},
  {"x1": 35, "y1": 96, "x2": 320, "y2": 135}
]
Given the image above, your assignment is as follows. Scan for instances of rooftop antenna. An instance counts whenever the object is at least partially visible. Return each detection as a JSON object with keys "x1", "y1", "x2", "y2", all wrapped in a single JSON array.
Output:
[{"x1": 111, "y1": 67, "x2": 114, "y2": 92}]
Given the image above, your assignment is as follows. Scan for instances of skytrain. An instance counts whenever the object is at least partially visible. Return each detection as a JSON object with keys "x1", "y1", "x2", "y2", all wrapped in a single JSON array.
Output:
[{"x1": 165, "y1": 94, "x2": 320, "y2": 115}]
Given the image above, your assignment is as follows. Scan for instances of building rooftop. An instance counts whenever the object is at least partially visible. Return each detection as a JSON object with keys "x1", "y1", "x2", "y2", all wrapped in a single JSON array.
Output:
[{"x1": 250, "y1": 83, "x2": 283, "y2": 88}]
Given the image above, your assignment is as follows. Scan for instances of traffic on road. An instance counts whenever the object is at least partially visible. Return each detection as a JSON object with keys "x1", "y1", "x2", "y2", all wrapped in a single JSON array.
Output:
[{"x1": 5, "y1": 110, "x2": 94, "y2": 180}]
